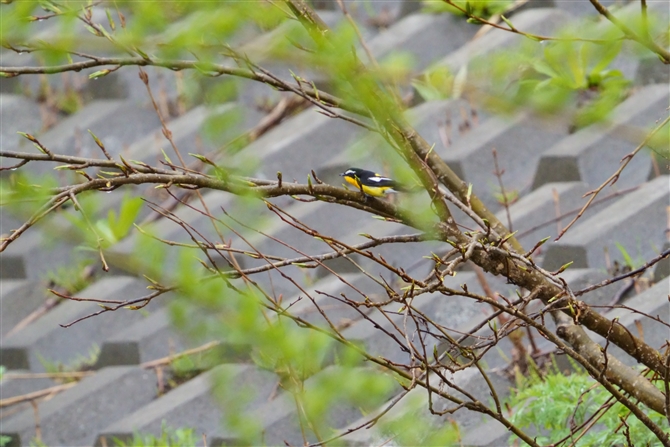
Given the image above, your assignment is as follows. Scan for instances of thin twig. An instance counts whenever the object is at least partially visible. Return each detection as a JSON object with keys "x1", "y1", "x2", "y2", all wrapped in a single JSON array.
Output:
[
  {"x1": 492, "y1": 148, "x2": 512, "y2": 232},
  {"x1": 141, "y1": 341, "x2": 221, "y2": 369},
  {"x1": 0, "y1": 383, "x2": 77, "y2": 408},
  {"x1": 574, "y1": 247, "x2": 670, "y2": 296},
  {"x1": 556, "y1": 114, "x2": 670, "y2": 240}
]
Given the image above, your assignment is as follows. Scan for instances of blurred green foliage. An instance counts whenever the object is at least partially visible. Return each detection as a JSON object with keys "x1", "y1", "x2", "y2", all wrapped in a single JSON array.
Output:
[
  {"x1": 0, "y1": 172, "x2": 58, "y2": 220},
  {"x1": 412, "y1": 66, "x2": 455, "y2": 102},
  {"x1": 377, "y1": 393, "x2": 462, "y2": 446},
  {"x1": 159, "y1": 239, "x2": 404, "y2": 442},
  {"x1": 419, "y1": 25, "x2": 632, "y2": 128}
]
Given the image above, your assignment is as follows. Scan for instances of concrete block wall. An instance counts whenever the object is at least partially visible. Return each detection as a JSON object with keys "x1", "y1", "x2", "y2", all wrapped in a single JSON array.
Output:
[{"x1": 1, "y1": 2, "x2": 668, "y2": 446}]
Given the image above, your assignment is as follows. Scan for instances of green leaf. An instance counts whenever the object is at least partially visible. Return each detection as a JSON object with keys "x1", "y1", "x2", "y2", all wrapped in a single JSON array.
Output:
[
  {"x1": 615, "y1": 242, "x2": 634, "y2": 268},
  {"x1": 88, "y1": 129, "x2": 104, "y2": 148},
  {"x1": 591, "y1": 40, "x2": 622, "y2": 75},
  {"x1": 160, "y1": 148, "x2": 173, "y2": 165},
  {"x1": 500, "y1": 14, "x2": 514, "y2": 29},
  {"x1": 114, "y1": 195, "x2": 143, "y2": 240},
  {"x1": 532, "y1": 59, "x2": 559, "y2": 79},
  {"x1": 88, "y1": 69, "x2": 111, "y2": 79},
  {"x1": 95, "y1": 218, "x2": 117, "y2": 245},
  {"x1": 105, "y1": 8, "x2": 115, "y2": 31}
]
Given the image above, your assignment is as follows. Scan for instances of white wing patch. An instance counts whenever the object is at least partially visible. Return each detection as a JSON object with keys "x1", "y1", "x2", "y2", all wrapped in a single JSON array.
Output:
[{"x1": 368, "y1": 176, "x2": 392, "y2": 183}]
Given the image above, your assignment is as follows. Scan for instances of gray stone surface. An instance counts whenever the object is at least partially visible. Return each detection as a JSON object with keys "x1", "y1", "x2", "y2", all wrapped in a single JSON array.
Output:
[
  {"x1": 498, "y1": 181, "x2": 614, "y2": 251},
  {"x1": 636, "y1": 56, "x2": 670, "y2": 85},
  {"x1": 110, "y1": 185, "x2": 440, "y2": 302},
  {"x1": 532, "y1": 84, "x2": 670, "y2": 190},
  {"x1": 321, "y1": 98, "x2": 486, "y2": 177},
  {"x1": 406, "y1": 98, "x2": 486, "y2": 149},
  {"x1": 242, "y1": 107, "x2": 366, "y2": 183},
  {"x1": 337, "y1": 272, "x2": 495, "y2": 366},
  {"x1": 95, "y1": 364, "x2": 277, "y2": 446},
  {"x1": 0, "y1": 211, "x2": 24, "y2": 247},
  {"x1": 654, "y1": 242, "x2": 670, "y2": 282},
  {"x1": 81, "y1": 103, "x2": 243, "y2": 223},
  {"x1": 542, "y1": 175, "x2": 669, "y2": 271},
  {"x1": 95, "y1": 307, "x2": 179, "y2": 367},
  {"x1": 0, "y1": 255, "x2": 27, "y2": 280},
  {"x1": 122, "y1": 103, "x2": 238, "y2": 165},
  {"x1": 30, "y1": 100, "x2": 161, "y2": 167},
  {"x1": 440, "y1": 112, "x2": 569, "y2": 211},
  {"x1": 367, "y1": 13, "x2": 476, "y2": 72},
  {"x1": 594, "y1": 279, "x2": 670, "y2": 366},
  {"x1": 288, "y1": 272, "x2": 392, "y2": 327},
  {"x1": 0, "y1": 276, "x2": 161, "y2": 371},
  {"x1": 0, "y1": 371, "x2": 57, "y2": 422},
  {"x1": 0, "y1": 218, "x2": 84, "y2": 280},
  {"x1": 0, "y1": 279, "x2": 49, "y2": 338},
  {"x1": 107, "y1": 190, "x2": 232, "y2": 266},
  {"x1": 0, "y1": 94, "x2": 44, "y2": 158},
  {"x1": 460, "y1": 418, "x2": 511, "y2": 447},
  {"x1": 558, "y1": 268, "x2": 612, "y2": 307},
  {"x1": 0, "y1": 366, "x2": 157, "y2": 447},
  {"x1": 222, "y1": 10, "x2": 364, "y2": 125},
  {"x1": 94, "y1": 307, "x2": 232, "y2": 368}
]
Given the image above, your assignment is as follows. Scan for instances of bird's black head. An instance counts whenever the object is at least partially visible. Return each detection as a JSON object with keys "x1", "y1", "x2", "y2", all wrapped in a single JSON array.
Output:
[{"x1": 340, "y1": 167, "x2": 373, "y2": 178}]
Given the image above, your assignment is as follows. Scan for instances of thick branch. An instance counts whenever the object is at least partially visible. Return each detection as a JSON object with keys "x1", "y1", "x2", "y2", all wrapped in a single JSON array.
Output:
[
  {"x1": 467, "y1": 245, "x2": 669, "y2": 381},
  {"x1": 283, "y1": 0, "x2": 669, "y2": 404}
]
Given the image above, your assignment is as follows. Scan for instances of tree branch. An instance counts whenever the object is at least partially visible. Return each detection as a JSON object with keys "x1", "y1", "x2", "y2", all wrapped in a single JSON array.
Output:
[
  {"x1": 0, "y1": 56, "x2": 367, "y2": 116},
  {"x1": 588, "y1": 0, "x2": 670, "y2": 63}
]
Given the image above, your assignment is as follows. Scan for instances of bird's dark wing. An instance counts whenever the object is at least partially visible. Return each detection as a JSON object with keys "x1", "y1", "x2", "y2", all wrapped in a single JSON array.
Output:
[{"x1": 366, "y1": 175, "x2": 406, "y2": 191}]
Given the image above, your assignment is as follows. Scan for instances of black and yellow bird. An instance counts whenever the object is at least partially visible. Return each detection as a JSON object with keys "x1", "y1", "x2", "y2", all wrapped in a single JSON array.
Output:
[{"x1": 340, "y1": 168, "x2": 405, "y2": 198}]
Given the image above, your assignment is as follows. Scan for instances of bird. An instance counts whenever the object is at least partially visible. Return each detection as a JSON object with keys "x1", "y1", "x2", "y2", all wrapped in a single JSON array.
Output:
[{"x1": 340, "y1": 167, "x2": 404, "y2": 197}]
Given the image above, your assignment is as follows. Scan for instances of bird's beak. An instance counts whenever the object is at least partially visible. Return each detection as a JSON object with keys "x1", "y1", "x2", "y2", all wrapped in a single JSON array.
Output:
[{"x1": 339, "y1": 173, "x2": 345, "y2": 176}]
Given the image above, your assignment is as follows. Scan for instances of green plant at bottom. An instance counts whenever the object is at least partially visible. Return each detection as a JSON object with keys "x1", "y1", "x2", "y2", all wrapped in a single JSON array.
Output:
[
  {"x1": 507, "y1": 361, "x2": 668, "y2": 446},
  {"x1": 37, "y1": 345, "x2": 100, "y2": 377},
  {"x1": 113, "y1": 421, "x2": 198, "y2": 447}
]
